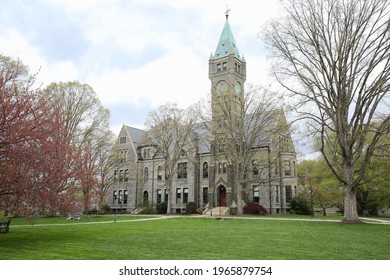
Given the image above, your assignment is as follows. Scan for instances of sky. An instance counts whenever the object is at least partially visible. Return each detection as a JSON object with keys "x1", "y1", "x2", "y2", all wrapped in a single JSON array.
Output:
[{"x1": 0, "y1": 0, "x2": 316, "y2": 158}]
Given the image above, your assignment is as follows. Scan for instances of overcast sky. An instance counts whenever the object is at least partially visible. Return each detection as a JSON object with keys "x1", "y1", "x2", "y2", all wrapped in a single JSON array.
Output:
[{"x1": 1, "y1": 0, "x2": 314, "y2": 157}]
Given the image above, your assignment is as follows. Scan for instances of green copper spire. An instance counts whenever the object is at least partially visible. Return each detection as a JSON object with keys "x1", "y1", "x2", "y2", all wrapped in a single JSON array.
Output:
[{"x1": 214, "y1": 14, "x2": 240, "y2": 60}]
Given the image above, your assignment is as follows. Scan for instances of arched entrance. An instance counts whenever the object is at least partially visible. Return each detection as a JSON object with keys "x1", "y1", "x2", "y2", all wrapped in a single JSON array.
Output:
[
  {"x1": 143, "y1": 191, "x2": 149, "y2": 206},
  {"x1": 218, "y1": 185, "x2": 227, "y2": 207}
]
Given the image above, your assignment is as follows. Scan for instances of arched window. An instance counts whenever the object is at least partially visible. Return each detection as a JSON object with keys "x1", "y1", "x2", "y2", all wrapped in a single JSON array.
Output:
[
  {"x1": 143, "y1": 191, "x2": 149, "y2": 206},
  {"x1": 144, "y1": 167, "x2": 149, "y2": 183},
  {"x1": 202, "y1": 162, "x2": 209, "y2": 178}
]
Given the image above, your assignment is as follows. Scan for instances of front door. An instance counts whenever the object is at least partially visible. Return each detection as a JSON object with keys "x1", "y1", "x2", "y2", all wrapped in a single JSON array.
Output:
[{"x1": 218, "y1": 186, "x2": 226, "y2": 207}]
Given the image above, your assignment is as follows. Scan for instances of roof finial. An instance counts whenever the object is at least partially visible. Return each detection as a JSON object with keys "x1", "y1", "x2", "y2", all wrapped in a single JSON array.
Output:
[{"x1": 225, "y1": 4, "x2": 230, "y2": 20}]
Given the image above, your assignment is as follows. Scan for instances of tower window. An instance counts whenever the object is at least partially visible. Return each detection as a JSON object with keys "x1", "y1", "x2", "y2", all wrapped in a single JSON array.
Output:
[
  {"x1": 217, "y1": 63, "x2": 222, "y2": 72},
  {"x1": 235, "y1": 63, "x2": 241, "y2": 73},
  {"x1": 202, "y1": 162, "x2": 209, "y2": 178},
  {"x1": 222, "y1": 62, "x2": 227, "y2": 71}
]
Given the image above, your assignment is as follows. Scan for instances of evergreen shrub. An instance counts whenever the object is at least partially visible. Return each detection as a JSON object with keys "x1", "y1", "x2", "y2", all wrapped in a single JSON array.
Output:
[
  {"x1": 291, "y1": 196, "x2": 312, "y2": 215},
  {"x1": 156, "y1": 202, "x2": 168, "y2": 214}
]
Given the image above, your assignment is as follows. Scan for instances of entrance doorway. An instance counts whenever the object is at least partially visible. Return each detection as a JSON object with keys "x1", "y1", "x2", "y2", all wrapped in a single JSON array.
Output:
[{"x1": 218, "y1": 185, "x2": 227, "y2": 207}]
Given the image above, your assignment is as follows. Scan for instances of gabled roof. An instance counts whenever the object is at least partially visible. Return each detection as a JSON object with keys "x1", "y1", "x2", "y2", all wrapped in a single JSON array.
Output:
[
  {"x1": 125, "y1": 125, "x2": 145, "y2": 145},
  {"x1": 214, "y1": 18, "x2": 241, "y2": 60}
]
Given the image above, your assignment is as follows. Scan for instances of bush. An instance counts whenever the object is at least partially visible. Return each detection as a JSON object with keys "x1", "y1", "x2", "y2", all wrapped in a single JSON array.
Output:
[
  {"x1": 99, "y1": 204, "x2": 111, "y2": 214},
  {"x1": 243, "y1": 203, "x2": 268, "y2": 215},
  {"x1": 186, "y1": 202, "x2": 198, "y2": 215},
  {"x1": 291, "y1": 196, "x2": 312, "y2": 215},
  {"x1": 156, "y1": 201, "x2": 168, "y2": 214}
]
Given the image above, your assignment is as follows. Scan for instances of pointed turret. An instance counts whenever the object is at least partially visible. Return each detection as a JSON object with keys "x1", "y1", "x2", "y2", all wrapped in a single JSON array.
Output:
[{"x1": 214, "y1": 17, "x2": 241, "y2": 60}]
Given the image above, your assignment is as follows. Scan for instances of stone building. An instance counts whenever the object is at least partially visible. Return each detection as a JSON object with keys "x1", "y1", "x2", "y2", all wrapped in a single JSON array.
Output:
[{"x1": 107, "y1": 15, "x2": 298, "y2": 214}]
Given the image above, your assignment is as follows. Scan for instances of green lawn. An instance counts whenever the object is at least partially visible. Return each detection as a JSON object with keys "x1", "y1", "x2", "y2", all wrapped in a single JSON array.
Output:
[{"x1": 1, "y1": 216, "x2": 389, "y2": 260}]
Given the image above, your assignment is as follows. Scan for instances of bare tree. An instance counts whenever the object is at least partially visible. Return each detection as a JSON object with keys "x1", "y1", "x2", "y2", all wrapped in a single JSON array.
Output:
[
  {"x1": 143, "y1": 103, "x2": 197, "y2": 214},
  {"x1": 263, "y1": 0, "x2": 389, "y2": 222}
]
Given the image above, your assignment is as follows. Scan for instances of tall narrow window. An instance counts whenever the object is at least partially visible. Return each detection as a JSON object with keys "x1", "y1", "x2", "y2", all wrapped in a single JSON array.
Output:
[
  {"x1": 176, "y1": 188, "x2": 182, "y2": 204},
  {"x1": 157, "y1": 189, "x2": 162, "y2": 204},
  {"x1": 253, "y1": 185, "x2": 260, "y2": 203},
  {"x1": 144, "y1": 167, "x2": 149, "y2": 183},
  {"x1": 164, "y1": 189, "x2": 168, "y2": 202},
  {"x1": 203, "y1": 188, "x2": 208, "y2": 206},
  {"x1": 275, "y1": 185, "x2": 279, "y2": 203},
  {"x1": 286, "y1": 186, "x2": 292, "y2": 203},
  {"x1": 124, "y1": 169, "x2": 129, "y2": 182},
  {"x1": 284, "y1": 160, "x2": 291, "y2": 176},
  {"x1": 183, "y1": 188, "x2": 189, "y2": 204},
  {"x1": 113, "y1": 190, "x2": 117, "y2": 204},
  {"x1": 177, "y1": 162, "x2": 187, "y2": 179},
  {"x1": 218, "y1": 137, "x2": 225, "y2": 152},
  {"x1": 123, "y1": 190, "x2": 128, "y2": 204},
  {"x1": 202, "y1": 162, "x2": 209, "y2": 178},
  {"x1": 118, "y1": 190, "x2": 122, "y2": 204},
  {"x1": 157, "y1": 166, "x2": 162, "y2": 181},
  {"x1": 252, "y1": 159, "x2": 259, "y2": 175},
  {"x1": 119, "y1": 170, "x2": 124, "y2": 182}
]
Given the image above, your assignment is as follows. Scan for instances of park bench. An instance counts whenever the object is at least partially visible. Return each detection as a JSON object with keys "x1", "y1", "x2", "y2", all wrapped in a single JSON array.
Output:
[
  {"x1": 66, "y1": 213, "x2": 81, "y2": 221},
  {"x1": 0, "y1": 220, "x2": 11, "y2": 233}
]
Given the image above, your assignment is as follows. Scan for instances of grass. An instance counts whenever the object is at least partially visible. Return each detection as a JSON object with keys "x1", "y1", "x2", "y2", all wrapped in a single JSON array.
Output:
[{"x1": 1, "y1": 215, "x2": 389, "y2": 260}]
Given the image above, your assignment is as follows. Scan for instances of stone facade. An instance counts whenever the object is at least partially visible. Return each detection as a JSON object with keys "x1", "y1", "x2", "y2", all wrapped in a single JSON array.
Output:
[{"x1": 106, "y1": 17, "x2": 298, "y2": 214}]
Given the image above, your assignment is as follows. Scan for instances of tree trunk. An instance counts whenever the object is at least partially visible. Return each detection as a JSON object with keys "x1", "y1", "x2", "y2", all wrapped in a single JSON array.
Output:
[
  {"x1": 343, "y1": 185, "x2": 361, "y2": 223},
  {"x1": 341, "y1": 159, "x2": 363, "y2": 223},
  {"x1": 166, "y1": 179, "x2": 172, "y2": 215},
  {"x1": 236, "y1": 184, "x2": 243, "y2": 215}
]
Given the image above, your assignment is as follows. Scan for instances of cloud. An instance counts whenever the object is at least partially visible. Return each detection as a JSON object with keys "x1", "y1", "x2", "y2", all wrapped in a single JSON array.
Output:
[{"x1": 1, "y1": 0, "x2": 284, "y2": 131}]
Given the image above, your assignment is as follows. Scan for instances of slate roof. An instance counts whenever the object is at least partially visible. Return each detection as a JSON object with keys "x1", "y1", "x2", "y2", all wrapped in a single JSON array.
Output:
[{"x1": 125, "y1": 126, "x2": 145, "y2": 146}]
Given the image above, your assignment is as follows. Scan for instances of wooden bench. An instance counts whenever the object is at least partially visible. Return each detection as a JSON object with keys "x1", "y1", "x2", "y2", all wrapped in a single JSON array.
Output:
[{"x1": 0, "y1": 220, "x2": 11, "y2": 233}]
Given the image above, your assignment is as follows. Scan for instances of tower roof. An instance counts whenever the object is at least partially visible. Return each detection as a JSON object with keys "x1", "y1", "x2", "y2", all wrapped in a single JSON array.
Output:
[{"x1": 214, "y1": 17, "x2": 241, "y2": 60}]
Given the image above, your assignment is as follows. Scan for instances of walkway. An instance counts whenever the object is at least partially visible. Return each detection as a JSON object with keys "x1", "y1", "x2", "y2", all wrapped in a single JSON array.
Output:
[{"x1": 10, "y1": 214, "x2": 390, "y2": 228}]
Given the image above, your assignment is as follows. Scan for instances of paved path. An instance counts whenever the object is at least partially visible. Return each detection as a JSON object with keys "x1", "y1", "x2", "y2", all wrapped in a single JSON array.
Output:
[{"x1": 10, "y1": 214, "x2": 390, "y2": 228}]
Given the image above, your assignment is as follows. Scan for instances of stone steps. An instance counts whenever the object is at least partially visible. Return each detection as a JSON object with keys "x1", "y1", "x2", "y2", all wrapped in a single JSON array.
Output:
[{"x1": 203, "y1": 207, "x2": 230, "y2": 216}]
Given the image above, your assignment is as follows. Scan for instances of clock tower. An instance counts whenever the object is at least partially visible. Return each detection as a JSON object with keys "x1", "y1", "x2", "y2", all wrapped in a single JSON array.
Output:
[{"x1": 208, "y1": 11, "x2": 246, "y2": 207}]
